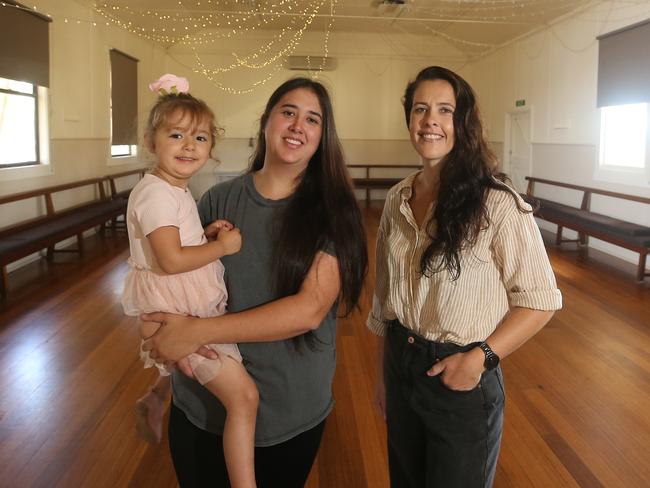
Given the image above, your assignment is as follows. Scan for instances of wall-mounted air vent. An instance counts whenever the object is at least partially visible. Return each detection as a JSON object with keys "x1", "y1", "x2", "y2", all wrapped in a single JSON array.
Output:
[{"x1": 286, "y1": 56, "x2": 336, "y2": 71}]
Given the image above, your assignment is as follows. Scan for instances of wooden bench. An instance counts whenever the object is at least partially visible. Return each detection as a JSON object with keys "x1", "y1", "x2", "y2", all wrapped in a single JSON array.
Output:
[
  {"x1": 348, "y1": 164, "x2": 420, "y2": 205},
  {"x1": 0, "y1": 178, "x2": 128, "y2": 298},
  {"x1": 106, "y1": 167, "x2": 148, "y2": 201},
  {"x1": 106, "y1": 167, "x2": 148, "y2": 229},
  {"x1": 525, "y1": 176, "x2": 650, "y2": 281}
]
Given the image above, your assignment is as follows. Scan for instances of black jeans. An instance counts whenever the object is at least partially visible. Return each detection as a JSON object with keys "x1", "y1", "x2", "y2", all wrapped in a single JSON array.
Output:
[
  {"x1": 384, "y1": 321, "x2": 505, "y2": 488},
  {"x1": 168, "y1": 402, "x2": 326, "y2": 488}
]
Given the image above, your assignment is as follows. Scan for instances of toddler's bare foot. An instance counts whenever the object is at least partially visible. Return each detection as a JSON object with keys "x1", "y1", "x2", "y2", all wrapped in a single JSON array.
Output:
[{"x1": 135, "y1": 389, "x2": 165, "y2": 444}]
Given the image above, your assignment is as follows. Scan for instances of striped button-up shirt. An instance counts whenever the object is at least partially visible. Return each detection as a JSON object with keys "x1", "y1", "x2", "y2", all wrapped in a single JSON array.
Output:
[{"x1": 367, "y1": 172, "x2": 562, "y2": 345}]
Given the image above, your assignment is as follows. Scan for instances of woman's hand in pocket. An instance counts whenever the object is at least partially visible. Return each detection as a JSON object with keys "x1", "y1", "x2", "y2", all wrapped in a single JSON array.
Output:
[{"x1": 426, "y1": 347, "x2": 485, "y2": 391}]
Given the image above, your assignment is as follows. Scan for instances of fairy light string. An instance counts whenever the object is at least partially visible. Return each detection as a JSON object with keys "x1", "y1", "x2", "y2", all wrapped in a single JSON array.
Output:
[{"x1": 2, "y1": 1, "x2": 644, "y2": 92}]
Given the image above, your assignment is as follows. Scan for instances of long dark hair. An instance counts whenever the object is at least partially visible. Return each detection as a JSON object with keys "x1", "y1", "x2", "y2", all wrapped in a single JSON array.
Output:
[
  {"x1": 403, "y1": 66, "x2": 528, "y2": 280},
  {"x1": 249, "y1": 78, "x2": 368, "y2": 348}
]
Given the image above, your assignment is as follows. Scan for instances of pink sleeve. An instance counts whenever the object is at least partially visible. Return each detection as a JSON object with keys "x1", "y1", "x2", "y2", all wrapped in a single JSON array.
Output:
[{"x1": 131, "y1": 181, "x2": 180, "y2": 236}]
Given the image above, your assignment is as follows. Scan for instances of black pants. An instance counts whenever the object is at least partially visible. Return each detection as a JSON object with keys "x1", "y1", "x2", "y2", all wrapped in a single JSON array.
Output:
[
  {"x1": 168, "y1": 402, "x2": 326, "y2": 488},
  {"x1": 384, "y1": 321, "x2": 505, "y2": 488}
]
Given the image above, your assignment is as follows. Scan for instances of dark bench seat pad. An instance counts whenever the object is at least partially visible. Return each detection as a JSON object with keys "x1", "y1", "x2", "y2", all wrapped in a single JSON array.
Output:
[
  {"x1": 353, "y1": 177, "x2": 403, "y2": 189},
  {"x1": 536, "y1": 198, "x2": 650, "y2": 237},
  {"x1": 0, "y1": 199, "x2": 126, "y2": 260},
  {"x1": 112, "y1": 189, "x2": 132, "y2": 200},
  {"x1": 522, "y1": 195, "x2": 650, "y2": 243}
]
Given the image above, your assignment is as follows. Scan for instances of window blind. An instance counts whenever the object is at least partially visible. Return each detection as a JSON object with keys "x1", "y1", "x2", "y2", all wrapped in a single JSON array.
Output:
[
  {"x1": 597, "y1": 19, "x2": 650, "y2": 107},
  {"x1": 0, "y1": 1, "x2": 51, "y2": 87},
  {"x1": 110, "y1": 49, "x2": 139, "y2": 146}
]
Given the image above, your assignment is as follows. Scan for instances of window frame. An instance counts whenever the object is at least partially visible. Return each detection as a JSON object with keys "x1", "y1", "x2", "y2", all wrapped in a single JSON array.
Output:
[
  {"x1": 0, "y1": 80, "x2": 40, "y2": 168},
  {"x1": 110, "y1": 144, "x2": 137, "y2": 158},
  {"x1": 595, "y1": 102, "x2": 650, "y2": 188},
  {"x1": 108, "y1": 49, "x2": 138, "y2": 163}
]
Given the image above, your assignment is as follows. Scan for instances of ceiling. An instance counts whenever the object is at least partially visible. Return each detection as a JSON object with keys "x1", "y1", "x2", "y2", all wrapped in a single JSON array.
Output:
[{"x1": 92, "y1": 0, "x2": 595, "y2": 57}]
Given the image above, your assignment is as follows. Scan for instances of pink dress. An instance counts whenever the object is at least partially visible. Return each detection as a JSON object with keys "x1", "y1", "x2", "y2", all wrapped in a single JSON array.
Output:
[{"x1": 121, "y1": 174, "x2": 241, "y2": 385}]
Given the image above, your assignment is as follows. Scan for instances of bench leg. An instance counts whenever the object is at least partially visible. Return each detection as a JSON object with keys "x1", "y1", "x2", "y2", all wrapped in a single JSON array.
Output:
[
  {"x1": 637, "y1": 252, "x2": 647, "y2": 282},
  {"x1": 47, "y1": 246, "x2": 54, "y2": 262},
  {"x1": 0, "y1": 266, "x2": 7, "y2": 300},
  {"x1": 579, "y1": 232, "x2": 588, "y2": 246},
  {"x1": 77, "y1": 233, "x2": 84, "y2": 256},
  {"x1": 555, "y1": 226, "x2": 563, "y2": 246},
  {"x1": 111, "y1": 214, "x2": 127, "y2": 231}
]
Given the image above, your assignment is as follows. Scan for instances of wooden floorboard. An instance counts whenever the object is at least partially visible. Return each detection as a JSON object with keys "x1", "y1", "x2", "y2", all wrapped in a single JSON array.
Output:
[{"x1": 0, "y1": 207, "x2": 648, "y2": 487}]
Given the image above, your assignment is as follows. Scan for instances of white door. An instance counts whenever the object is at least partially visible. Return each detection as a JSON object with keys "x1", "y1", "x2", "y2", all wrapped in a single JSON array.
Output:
[{"x1": 507, "y1": 111, "x2": 532, "y2": 193}]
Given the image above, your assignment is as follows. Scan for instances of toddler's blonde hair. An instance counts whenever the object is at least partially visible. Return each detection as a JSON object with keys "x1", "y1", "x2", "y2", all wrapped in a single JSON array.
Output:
[{"x1": 145, "y1": 93, "x2": 221, "y2": 154}]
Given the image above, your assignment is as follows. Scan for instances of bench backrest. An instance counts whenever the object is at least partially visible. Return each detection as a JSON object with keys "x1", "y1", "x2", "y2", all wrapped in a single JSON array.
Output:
[
  {"x1": 106, "y1": 168, "x2": 148, "y2": 198},
  {"x1": 525, "y1": 176, "x2": 650, "y2": 211},
  {"x1": 348, "y1": 164, "x2": 420, "y2": 177},
  {"x1": 0, "y1": 178, "x2": 108, "y2": 237}
]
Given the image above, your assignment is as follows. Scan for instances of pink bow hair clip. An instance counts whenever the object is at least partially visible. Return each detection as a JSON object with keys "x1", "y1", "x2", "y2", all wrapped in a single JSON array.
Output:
[{"x1": 149, "y1": 74, "x2": 190, "y2": 96}]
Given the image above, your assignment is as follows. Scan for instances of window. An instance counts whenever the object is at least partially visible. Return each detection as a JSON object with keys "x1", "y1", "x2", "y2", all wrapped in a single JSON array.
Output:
[
  {"x1": 0, "y1": 78, "x2": 38, "y2": 166},
  {"x1": 599, "y1": 103, "x2": 647, "y2": 169},
  {"x1": 596, "y1": 19, "x2": 650, "y2": 186},
  {"x1": 109, "y1": 49, "x2": 138, "y2": 161},
  {"x1": 597, "y1": 103, "x2": 650, "y2": 185},
  {"x1": 110, "y1": 144, "x2": 137, "y2": 157},
  {"x1": 0, "y1": 1, "x2": 51, "y2": 171}
]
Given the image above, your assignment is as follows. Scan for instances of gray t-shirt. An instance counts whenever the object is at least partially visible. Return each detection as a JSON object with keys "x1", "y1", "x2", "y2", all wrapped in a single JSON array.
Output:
[{"x1": 171, "y1": 173, "x2": 338, "y2": 446}]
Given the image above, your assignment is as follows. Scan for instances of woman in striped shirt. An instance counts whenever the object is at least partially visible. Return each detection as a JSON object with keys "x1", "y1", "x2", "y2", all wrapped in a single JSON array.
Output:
[{"x1": 367, "y1": 66, "x2": 562, "y2": 487}]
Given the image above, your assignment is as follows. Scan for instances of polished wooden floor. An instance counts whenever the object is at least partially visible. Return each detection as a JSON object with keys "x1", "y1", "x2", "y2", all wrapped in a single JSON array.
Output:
[{"x1": 0, "y1": 206, "x2": 648, "y2": 488}]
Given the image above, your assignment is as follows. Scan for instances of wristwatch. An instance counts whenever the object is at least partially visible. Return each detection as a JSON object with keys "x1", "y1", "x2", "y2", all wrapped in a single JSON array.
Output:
[{"x1": 478, "y1": 342, "x2": 500, "y2": 370}]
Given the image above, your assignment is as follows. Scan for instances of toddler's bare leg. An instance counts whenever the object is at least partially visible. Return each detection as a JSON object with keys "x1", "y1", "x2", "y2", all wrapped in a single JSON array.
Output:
[
  {"x1": 135, "y1": 375, "x2": 170, "y2": 444},
  {"x1": 204, "y1": 358, "x2": 259, "y2": 488},
  {"x1": 135, "y1": 320, "x2": 170, "y2": 444},
  {"x1": 151, "y1": 374, "x2": 171, "y2": 398}
]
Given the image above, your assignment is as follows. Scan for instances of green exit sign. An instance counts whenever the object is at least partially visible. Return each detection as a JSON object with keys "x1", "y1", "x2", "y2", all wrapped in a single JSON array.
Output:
[{"x1": 515, "y1": 99, "x2": 526, "y2": 107}]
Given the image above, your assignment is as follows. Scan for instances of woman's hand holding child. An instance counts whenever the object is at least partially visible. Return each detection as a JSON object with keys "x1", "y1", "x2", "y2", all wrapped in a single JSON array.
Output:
[{"x1": 141, "y1": 313, "x2": 206, "y2": 366}]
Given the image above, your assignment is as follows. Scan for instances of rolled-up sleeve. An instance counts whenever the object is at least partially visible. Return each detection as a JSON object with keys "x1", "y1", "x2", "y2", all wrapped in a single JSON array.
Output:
[{"x1": 493, "y1": 207, "x2": 562, "y2": 311}]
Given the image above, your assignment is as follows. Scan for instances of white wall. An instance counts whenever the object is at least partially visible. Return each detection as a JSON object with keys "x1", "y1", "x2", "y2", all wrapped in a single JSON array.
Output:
[
  {"x1": 0, "y1": 2, "x2": 468, "y2": 200},
  {"x1": 8, "y1": 0, "x2": 647, "y2": 273},
  {"x1": 464, "y1": 0, "x2": 650, "y2": 269},
  {"x1": 0, "y1": 0, "x2": 168, "y2": 269},
  {"x1": 164, "y1": 29, "x2": 467, "y2": 195},
  {"x1": 0, "y1": 0, "x2": 167, "y2": 219},
  {"x1": 1, "y1": 0, "x2": 466, "y2": 271}
]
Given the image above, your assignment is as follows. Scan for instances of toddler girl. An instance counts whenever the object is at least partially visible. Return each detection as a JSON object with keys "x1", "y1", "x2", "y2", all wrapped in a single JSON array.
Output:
[{"x1": 122, "y1": 74, "x2": 258, "y2": 488}]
